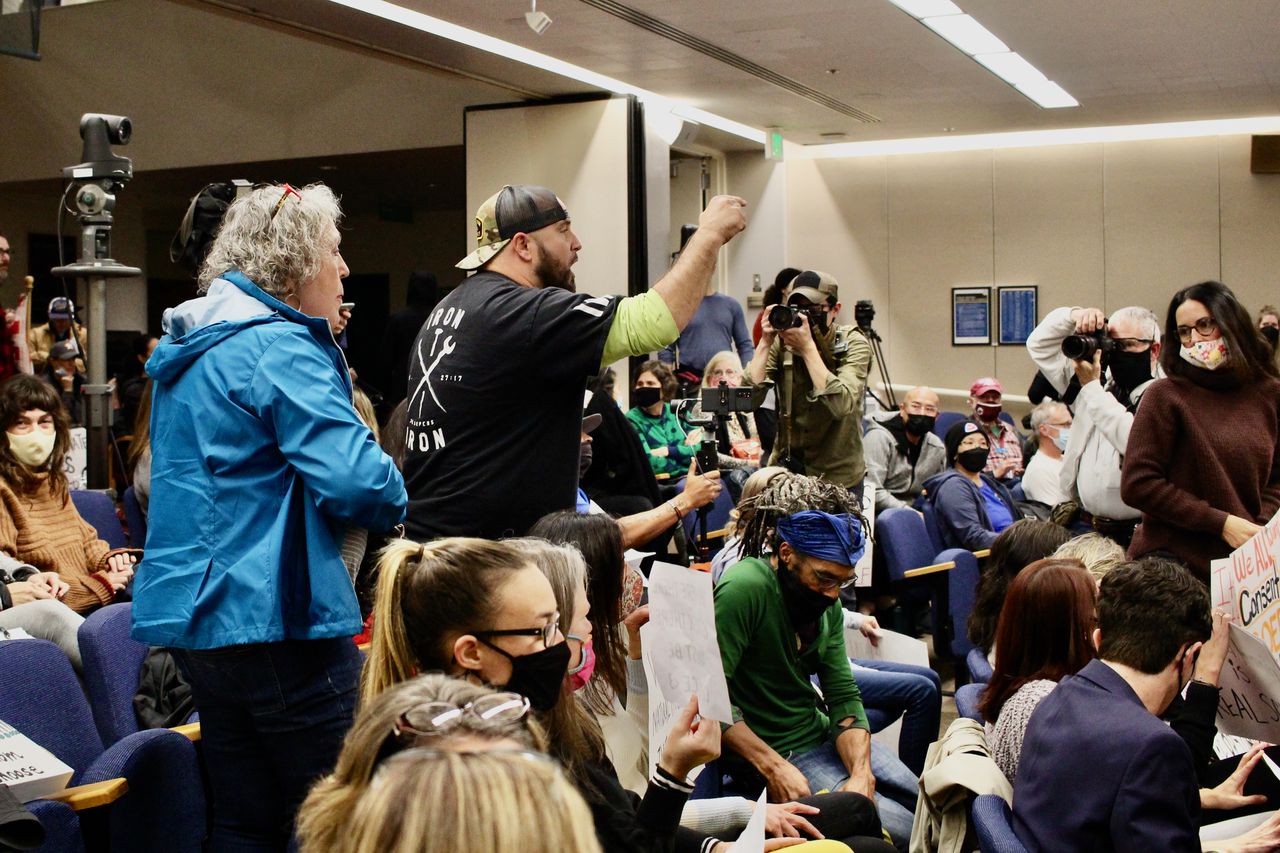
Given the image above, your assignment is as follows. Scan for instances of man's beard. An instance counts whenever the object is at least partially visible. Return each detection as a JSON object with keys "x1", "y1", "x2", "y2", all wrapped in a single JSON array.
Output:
[
  {"x1": 0, "y1": 269, "x2": 8, "y2": 286},
  {"x1": 532, "y1": 240, "x2": 575, "y2": 292}
]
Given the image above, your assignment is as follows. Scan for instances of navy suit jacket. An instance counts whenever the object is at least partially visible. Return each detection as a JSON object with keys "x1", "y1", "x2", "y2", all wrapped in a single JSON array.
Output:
[{"x1": 1013, "y1": 659, "x2": 1200, "y2": 852}]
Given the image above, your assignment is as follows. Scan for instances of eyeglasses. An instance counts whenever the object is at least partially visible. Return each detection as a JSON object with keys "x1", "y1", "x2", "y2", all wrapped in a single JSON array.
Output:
[
  {"x1": 473, "y1": 612, "x2": 561, "y2": 648},
  {"x1": 1175, "y1": 317, "x2": 1218, "y2": 344},
  {"x1": 393, "y1": 693, "x2": 531, "y2": 741},
  {"x1": 1111, "y1": 337, "x2": 1154, "y2": 353},
  {"x1": 268, "y1": 183, "x2": 302, "y2": 223},
  {"x1": 812, "y1": 570, "x2": 857, "y2": 591}
]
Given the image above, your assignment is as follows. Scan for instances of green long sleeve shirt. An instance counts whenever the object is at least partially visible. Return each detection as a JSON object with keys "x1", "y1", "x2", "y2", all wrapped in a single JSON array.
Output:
[
  {"x1": 713, "y1": 556, "x2": 869, "y2": 756},
  {"x1": 626, "y1": 404, "x2": 697, "y2": 478}
]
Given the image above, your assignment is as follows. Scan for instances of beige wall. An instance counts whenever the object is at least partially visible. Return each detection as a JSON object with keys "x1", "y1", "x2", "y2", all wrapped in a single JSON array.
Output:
[{"x1": 763, "y1": 134, "x2": 1280, "y2": 402}]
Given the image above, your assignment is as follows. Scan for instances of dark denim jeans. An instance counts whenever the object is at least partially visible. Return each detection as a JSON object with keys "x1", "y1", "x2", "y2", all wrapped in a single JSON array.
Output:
[
  {"x1": 854, "y1": 658, "x2": 943, "y2": 776},
  {"x1": 174, "y1": 637, "x2": 361, "y2": 853}
]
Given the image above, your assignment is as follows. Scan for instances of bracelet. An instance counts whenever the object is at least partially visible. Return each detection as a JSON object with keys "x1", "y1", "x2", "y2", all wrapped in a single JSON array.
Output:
[{"x1": 667, "y1": 500, "x2": 687, "y2": 521}]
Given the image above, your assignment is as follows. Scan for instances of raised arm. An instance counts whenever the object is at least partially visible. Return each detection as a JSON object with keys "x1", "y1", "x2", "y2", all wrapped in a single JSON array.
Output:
[{"x1": 653, "y1": 197, "x2": 747, "y2": 331}]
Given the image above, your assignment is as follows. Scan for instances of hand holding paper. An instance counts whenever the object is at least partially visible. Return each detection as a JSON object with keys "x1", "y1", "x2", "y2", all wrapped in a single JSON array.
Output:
[
  {"x1": 658, "y1": 693, "x2": 720, "y2": 782},
  {"x1": 646, "y1": 562, "x2": 734, "y2": 722}
]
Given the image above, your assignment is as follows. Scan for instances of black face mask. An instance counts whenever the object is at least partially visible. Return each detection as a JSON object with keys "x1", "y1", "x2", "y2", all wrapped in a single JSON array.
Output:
[
  {"x1": 1263, "y1": 327, "x2": 1280, "y2": 348},
  {"x1": 482, "y1": 639, "x2": 571, "y2": 712},
  {"x1": 956, "y1": 447, "x2": 990, "y2": 474},
  {"x1": 1108, "y1": 349, "x2": 1152, "y2": 392},
  {"x1": 578, "y1": 442, "x2": 593, "y2": 478},
  {"x1": 632, "y1": 386, "x2": 662, "y2": 408},
  {"x1": 904, "y1": 414, "x2": 936, "y2": 437},
  {"x1": 777, "y1": 560, "x2": 837, "y2": 634}
]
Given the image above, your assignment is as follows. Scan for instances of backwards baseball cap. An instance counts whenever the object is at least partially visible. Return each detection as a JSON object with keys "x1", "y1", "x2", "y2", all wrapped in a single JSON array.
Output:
[
  {"x1": 49, "y1": 340, "x2": 80, "y2": 362},
  {"x1": 456, "y1": 185, "x2": 570, "y2": 271},
  {"x1": 969, "y1": 377, "x2": 1002, "y2": 397},
  {"x1": 47, "y1": 297, "x2": 73, "y2": 320},
  {"x1": 786, "y1": 270, "x2": 838, "y2": 306}
]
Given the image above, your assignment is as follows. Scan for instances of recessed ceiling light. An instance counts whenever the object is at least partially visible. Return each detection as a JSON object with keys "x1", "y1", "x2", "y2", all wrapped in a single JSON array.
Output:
[
  {"x1": 886, "y1": 0, "x2": 961, "y2": 17},
  {"x1": 973, "y1": 52, "x2": 1046, "y2": 87},
  {"x1": 820, "y1": 131, "x2": 847, "y2": 138},
  {"x1": 922, "y1": 14, "x2": 1009, "y2": 56}
]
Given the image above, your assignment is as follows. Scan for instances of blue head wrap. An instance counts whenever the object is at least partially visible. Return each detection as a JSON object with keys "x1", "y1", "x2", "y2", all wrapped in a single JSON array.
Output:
[{"x1": 775, "y1": 510, "x2": 865, "y2": 566}]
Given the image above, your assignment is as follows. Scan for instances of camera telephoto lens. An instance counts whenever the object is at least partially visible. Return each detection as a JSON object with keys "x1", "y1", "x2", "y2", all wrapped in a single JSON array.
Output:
[{"x1": 768, "y1": 304, "x2": 802, "y2": 330}]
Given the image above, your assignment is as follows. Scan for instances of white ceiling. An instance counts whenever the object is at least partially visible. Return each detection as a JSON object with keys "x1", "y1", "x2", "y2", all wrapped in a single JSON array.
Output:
[{"x1": 223, "y1": 0, "x2": 1280, "y2": 145}]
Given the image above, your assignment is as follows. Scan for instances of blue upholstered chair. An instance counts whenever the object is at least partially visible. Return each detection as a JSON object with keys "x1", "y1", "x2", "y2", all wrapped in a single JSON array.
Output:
[
  {"x1": 972, "y1": 794, "x2": 1027, "y2": 853},
  {"x1": 26, "y1": 800, "x2": 84, "y2": 853},
  {"x1": 77, "y1": 604, "x2": 150, "y2": 746},
  {"x1": 944, "y1": 547, "x2": 982, "y2": 660},
  {"x1": 0, "y1": 639, "x2": 205, "y2": 852},
  {"x1": 69, "y1": 490, "x2": 126, "y2": 550},
  {"x1": 931, "y1": 411, "x2": 967, "y2": 440},
  {"x1": 955, "y1": 682, "x2": 986, "y2": 724},
  {"x1": 967, "y1": 646, "x2": 995, "y2": 684}
]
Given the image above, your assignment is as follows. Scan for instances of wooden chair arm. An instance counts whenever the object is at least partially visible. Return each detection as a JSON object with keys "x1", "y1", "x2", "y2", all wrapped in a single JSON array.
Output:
[
  {"x1": 903, "y1": 560, "x2": 957, "y2": 579},
  {"x1": 654, "y1": 473, "x2": 671, "y2": 481},
  {"x1": 171, "y1": 722, "x2": 201, "y2": 741},
  {"x1": 973, "y1": 549, "x2": 991, "y2": 559},
  {"x1": 47, "y1": 778, "x2": 128, "y2": 811}
]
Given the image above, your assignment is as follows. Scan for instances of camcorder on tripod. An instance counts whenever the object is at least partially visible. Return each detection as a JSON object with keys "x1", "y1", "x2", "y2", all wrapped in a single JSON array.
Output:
[{"x1": 680, "y1": 381, "x2": 755, "y2": 559}]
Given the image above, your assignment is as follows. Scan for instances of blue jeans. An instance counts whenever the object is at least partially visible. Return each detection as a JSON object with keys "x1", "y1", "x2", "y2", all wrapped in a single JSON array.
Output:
[
  {"x1": 174, "y1": 637, "x2": 362, "y2": 853},
  {"x1": 853, "y1": 659, "x2": 942, "y2": 776},
  {"x1": 789, "y1": 739, "x2": 917, "y2": 852}
]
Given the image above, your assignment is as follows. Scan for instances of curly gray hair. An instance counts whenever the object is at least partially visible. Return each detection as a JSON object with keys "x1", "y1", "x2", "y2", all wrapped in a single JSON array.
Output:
[{"x1": 198, "y1": 183, "x2": 342, "y2": 299}]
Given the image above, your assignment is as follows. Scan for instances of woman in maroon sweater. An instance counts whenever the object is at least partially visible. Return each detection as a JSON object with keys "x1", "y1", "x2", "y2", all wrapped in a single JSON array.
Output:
[{"x1": 1122, "y1": 280, "x2": 1280, "y2": 582}]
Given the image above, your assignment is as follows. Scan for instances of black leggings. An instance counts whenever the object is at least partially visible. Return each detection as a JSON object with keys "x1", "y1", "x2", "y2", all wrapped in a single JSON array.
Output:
[{"x1": 784, "y1": 791, "x2": 895, "y2": 853}]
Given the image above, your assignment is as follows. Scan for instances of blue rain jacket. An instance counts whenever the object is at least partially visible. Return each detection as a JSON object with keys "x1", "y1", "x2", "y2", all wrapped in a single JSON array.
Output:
[{"x1": 131, "y1": 270, "x2": 406, "y2": 649}]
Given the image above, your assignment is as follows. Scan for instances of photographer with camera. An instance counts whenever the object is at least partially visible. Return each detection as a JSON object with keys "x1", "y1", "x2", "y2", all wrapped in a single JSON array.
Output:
[
  {"x1": 746, "y1": 271, "x2": 872, "y2": 493},
  {"x1": 1026, "y1": 304, "x2": 1163, "y2": 545}
]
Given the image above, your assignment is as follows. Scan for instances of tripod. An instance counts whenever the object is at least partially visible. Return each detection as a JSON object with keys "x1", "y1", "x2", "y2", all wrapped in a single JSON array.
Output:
[{"x1": 859, "y1": 323, "x2": 897, "y2": 411}]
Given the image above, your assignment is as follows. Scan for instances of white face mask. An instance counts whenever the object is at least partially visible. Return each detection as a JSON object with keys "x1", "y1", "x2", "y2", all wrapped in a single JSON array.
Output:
[
  {"x1": 1179, "y1": 339, "x2": 1229, "y2": 371},
  {"x1": 7, "y1": 430, "x2": 56, "y2": 468}
]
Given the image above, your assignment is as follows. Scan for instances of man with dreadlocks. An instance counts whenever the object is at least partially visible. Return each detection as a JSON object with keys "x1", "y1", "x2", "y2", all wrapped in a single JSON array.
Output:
[
  {"x1": 745, "y1": 270, "x2": 871, "y2": 489},
  {"x1": 714, "y1": 475, "x2": 934, "y2": 852}
]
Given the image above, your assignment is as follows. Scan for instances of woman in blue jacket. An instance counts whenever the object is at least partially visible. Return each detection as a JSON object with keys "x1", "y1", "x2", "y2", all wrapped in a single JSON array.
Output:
[
  {"x1": 132, "y1": 183, "x2": 406, "y2": 851},
  {"x1": 922, "y1": 420, "x2": 1021, "y2": 551}
]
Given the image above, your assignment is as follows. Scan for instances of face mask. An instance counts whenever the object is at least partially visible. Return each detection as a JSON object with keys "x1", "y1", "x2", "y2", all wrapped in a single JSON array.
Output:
[
  {"x1": 957, "y1": 447, "x2": 990, "y2": 474},
  {"x1": 777, "y1": 560, "x2": 836, "y2": 631},
  {"x1": 904, "y1": 414, "x2": 935, "y2": 437},
  {"x1": 578, "y1": 442, "x2": 593, "y2": 478},
  {"x1": 1263, "y1": 327, "x2": 1280, "y2": 347},
  {"x1": 973, "y1": 402, "x2": 1001, "y2": 422},
  {"x1": 481, "y1": 639, "x2": 571, "y2": 712},
  {"x1": 566, "y1": 635, "x2": 596, "y2": 692},
  {"x1": 7, "y1": 430, "x2": 55, "y2": 468},
  {"x1": 1051, "y1": 428, "x2": 1071, "y2": 453},
  {"x1": 1179, "y1": 339, "x2": 1230, "y2": 371},
  {"x1": 1107, "y1": 349, "x2": 1152, "y2": 391},
  {"x1": 632, "y1": 386, "x2": 662, "y2": 408}
]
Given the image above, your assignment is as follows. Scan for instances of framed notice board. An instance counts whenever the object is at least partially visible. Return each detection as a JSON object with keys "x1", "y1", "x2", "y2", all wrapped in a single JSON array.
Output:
[
  {"x1": 997, "y1": 285, "x2": 1038, "y2": 345},
  {"x1": 952, "y1": 287, "x2": 991, "y2": 346}
]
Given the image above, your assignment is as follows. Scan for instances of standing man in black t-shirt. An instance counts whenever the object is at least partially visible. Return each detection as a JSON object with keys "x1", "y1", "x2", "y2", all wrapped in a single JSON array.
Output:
[{"x1": 403, "y1": 184, "x2": 747, "y2": 540}]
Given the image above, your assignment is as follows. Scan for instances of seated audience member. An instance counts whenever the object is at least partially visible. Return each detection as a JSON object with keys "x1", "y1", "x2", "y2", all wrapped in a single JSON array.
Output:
[
  {"x1": 1020, "y1": 401, "x2": 1072, "y2": 507},
  {"x1": 1014, "y1": 559, "x2": 1280, "y2": 851},
  {"x1": 710, "y1": 465, "x2": 790, "y2": 583},
  {"x1": 965, "y1": 520, "x2": 1071, "y2": 656},
  {"x1": 297, "y1": 673, "x2": 601, "y2": 853},
  {"x1": 38, "y1": 340, "x2": 86, "y2": 426},
  {"x1": 126, "y1": 380, "x2": 152, "y2": 515},
  {"x1": 114, "y1": 333, "x2": 158, "y2": 436},
  {"x1": 1051, "y1": 532, "x2": 1125, "y2": 582},
  {"x1": 1258, "y1": 304, "x2": 1279, "y2": 351},
  {"x1": 28, "y1": 297, "x2": 86, "y2": 375},
  {"x1": 979, "y1": 558, "x2": 1096, "y2": 782},
  {"x1": 363, "y1": 537, "x2": 724, "y2": 853},
  {"x1": 922, "y1": 422, "x2": 1021, "y2": 552},
  {"x1": 628, "y1": 360, "x2": 701, "y2": 480},
  {"x1": 0, "y1": 555, "x2": 83, "y2": 669},
  {"x1": 715, "y1": 475, "x2": 928, "y2": 850},
  {"x1": 0, "y1": 376, "x2": 134, "y2": 614},
  {"x1": 1122, "y1": 280, "x2": 1280, "y2": 581},
  {"x1": 862, "y1": 386, "x2": 945, "y2": 515},
  {"x1": 965, "y1": 378, "x2": 1022, "y2": 481}
]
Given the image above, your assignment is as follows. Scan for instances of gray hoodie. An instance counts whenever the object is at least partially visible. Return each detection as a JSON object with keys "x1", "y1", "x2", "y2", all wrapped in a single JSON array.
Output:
[{"x1": 864, "y1": 412, "x2": 947, "y2": 513}]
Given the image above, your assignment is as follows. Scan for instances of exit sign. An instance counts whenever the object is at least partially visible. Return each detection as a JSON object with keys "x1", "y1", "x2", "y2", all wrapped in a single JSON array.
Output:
[{"x1": 765, "y1": 131, "x2": 784, "y2": 161}]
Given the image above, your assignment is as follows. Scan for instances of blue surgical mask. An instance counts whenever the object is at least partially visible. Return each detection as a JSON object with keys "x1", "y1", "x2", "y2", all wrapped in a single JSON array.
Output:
[{"x1": 1052, "y1": 428, "x2": 1071, "y2": 453}]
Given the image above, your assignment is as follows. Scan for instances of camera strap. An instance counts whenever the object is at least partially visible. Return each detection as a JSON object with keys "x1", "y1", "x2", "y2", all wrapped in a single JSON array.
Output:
[{"x1": 779, "y1": 348, "x2": 795, "y2": 457}]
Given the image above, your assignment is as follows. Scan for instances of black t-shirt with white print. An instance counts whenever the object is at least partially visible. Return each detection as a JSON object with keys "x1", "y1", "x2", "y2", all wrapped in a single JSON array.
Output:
[{"x1": 403, "y1": 271, "x2": 618, "y2": 540}]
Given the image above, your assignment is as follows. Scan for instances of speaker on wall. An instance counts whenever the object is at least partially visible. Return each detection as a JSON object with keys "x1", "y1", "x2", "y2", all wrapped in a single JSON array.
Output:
[{"x1": 1251, "y1": 135, "x2": 1280, "y2": 174}]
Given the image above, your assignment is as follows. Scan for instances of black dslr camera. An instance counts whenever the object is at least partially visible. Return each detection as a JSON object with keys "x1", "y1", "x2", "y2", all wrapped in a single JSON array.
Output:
[
  {"x1": 1061, "y1": 328, "x2": 1114, "y2": 361},
  {"x1": 767, "y1": 303, "x2": 811, "y2": 331}
]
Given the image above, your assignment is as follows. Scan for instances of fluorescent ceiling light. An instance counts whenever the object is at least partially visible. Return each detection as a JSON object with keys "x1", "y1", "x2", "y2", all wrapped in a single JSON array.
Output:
[
  {"x1": 973, "y1": 52, "x2": 1046, "y2": 87},
  {"x1": 1015, "y1": 79, "x2": 1079, "y2": 109},
  {"x1": 323, "y1": 0, "x2": 765, "y2": 143},
  {"x1": 886, "y1": 0, "x2": 961, "y2": 17},
  {"x1": 922, "y1": 14, "x2": 1008, "y2": 55},
  {"x1": 796, "y1": 115, "x2": 1280, "y2": 159}
]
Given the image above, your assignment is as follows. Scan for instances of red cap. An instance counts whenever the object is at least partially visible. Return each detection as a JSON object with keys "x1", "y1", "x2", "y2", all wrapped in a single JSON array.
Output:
[{"x1": 970, "y1": 377, "x2": 1002, "y2": 396}]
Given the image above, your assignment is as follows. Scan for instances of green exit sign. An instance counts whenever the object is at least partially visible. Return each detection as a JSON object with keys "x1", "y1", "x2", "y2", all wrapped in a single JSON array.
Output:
[{"x1": 765, "y1": 131, "x2": 784, "y2": 161}]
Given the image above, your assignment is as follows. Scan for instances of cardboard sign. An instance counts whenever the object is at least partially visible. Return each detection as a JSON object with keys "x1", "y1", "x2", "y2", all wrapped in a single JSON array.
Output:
[
  {"x1": 1214, "y1": 624, "x2": 1280, "y2": 741},
  {"x1": 0, "y1": 719, "x2": 73, "y2": 803},
  {"x1": 646, "y1": 562, "x2": 733, "y2": 722}
]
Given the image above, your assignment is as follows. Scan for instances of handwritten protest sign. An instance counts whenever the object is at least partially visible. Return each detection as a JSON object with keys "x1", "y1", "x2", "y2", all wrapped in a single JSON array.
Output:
[
  {"x1": 854, "y1": 489, "x2": 875, "y2": 587},
  {"x1": 0, "y1": 719, "x2": 73, "y2": 802},
  {"x1": 1215, "y1": 625, "x2": 1280, "y2": 741},
  {"x1": 63, "y1": 427, "x2": 87, "y2": 490},
  {"x1": 646, "y1": 562, "x2": 733, "y2": 723},
  {"x1": 640, "y1": 623, "x2": 683, "y2": 779}
]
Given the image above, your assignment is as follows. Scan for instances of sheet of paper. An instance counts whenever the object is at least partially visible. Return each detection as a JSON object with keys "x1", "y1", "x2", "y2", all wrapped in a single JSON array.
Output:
[
  {"x1": 854, "y1": 489, "x2": 875, "y2": 587},
  {"x1": 844, "y1": 626, "x2": 929, "y2": 758},
  {"x1": 645, "y1": 562, "x2": 734, "y2": 722},
  {"x1": 625, "y1": 550, "x2": 654, "y2": 588},
  {"x1": 0, "y1": 628, "x2": 32, "y2": 641},
  {"x1": 1215, "y1": 732, "x2": 1267, "y2": 761},
  {"x1": 1215, "y1": 624, "x2": 1280, "y2": 741},
  {"x1": 640, "y1": 623, "x2": 683, "y2": 780},
  {"x1": 0, "y1": 718, "x2": 73, "y2": 803},
  {"x1": 1200, "y1": 810, "x2": 1275, "y2": 842},
  {"x1": 730, "y1": 789, "x2": 769, "y2": 853}
]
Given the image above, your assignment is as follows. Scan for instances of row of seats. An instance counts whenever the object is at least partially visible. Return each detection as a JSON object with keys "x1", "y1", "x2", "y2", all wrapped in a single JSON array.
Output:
[{"x1": 68, "y1": 489, "x2": 146, "y2": 551}]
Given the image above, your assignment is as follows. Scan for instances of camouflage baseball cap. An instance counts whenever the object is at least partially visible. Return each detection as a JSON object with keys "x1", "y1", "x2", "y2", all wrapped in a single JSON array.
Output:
[
  {"x1": 786, "y1": 270, "x2": 839, "y2": 305},
  {"x1": 456, "y1": 185, "x2": 570, "y2": 271}
]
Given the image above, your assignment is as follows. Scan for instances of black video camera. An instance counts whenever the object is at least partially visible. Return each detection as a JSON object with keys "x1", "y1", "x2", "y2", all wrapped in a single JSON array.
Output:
[
  {"x1": 700, "y1": 381, "x2": 754, "y2": 416},
  {"x1": 854, "y1": 299, "x2": 876, "y2": 330},
  {"x1": 1061, "y1": 328, "x2": 1114, "y2": 361}
]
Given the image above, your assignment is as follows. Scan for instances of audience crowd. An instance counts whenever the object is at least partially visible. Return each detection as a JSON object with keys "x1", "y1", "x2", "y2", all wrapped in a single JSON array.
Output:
[{"x1": 2, "y1": 180, "x2": 1280, "y2": 853}]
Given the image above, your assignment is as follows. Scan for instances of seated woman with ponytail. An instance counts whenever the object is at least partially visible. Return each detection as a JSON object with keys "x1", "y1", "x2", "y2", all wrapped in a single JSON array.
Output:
[
  {"x1": 363, "y1": 537, "x2": 753, "y2": 853},
  {"x1": 0, "y1": 375, "x2": 135, "y2": 614}
]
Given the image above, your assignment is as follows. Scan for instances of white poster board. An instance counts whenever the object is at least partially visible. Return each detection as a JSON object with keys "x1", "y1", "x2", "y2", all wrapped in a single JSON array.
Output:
[
  {"x1": 855, "y1": 489, "x2": 875, "y2": 587},
  {"x1": 62, "y1": 427, "x2": 86, "y2": 490},
  {"x1": 646, "y1": 562, "x2": 733, "y2": 723},
  {"x1": 640, "y1": 623, "x2": 684, "y2": 780},
  {"x1": 846, "y1": 627, "x2": 930, "y2": 757},
  {"x1": 0, "y1": 719, "x2": 73, "y2": 803}
]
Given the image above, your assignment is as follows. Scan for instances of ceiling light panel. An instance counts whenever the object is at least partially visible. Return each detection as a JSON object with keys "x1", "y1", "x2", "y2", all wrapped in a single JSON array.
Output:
[
  {"x1": 921, "y1": 14, "x2": 1008, "y2": 56},
  {"x1": 1015, "y1": 79, "x2": 1079, "y2": 109},
  {"x1": 973, "y1": 52, "x2": 1045, "y2": 87},
  {"x1": 885, "y1": 0, "x2": 961, "y2": 17}
]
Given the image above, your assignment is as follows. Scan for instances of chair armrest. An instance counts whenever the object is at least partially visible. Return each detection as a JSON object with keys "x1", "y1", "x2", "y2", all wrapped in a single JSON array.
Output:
[
  {"x1": 904, "y1": 560, "x2": 956, "y2": 579},
  {"x1": 654, "y1": 473, "x2": 671, "y2": 481},
  {"x1": 973, "y1": 549, "x2": 991, "y2": 558},
  {"x1": 46, "y1": 778, "x2": 128, "y2": 811},
  {"x1": 170, "y1": 722, "x2": 201, "y2": 741}
]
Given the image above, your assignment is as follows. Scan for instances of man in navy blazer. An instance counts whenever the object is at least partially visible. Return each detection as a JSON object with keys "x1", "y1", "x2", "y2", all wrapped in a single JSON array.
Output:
[{"x1": 1013, "y1": 558, "x2": 1280, "y2": 851}]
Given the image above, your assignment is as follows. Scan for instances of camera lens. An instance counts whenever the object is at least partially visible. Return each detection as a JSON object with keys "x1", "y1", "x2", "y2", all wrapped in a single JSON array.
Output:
[
  {"x1": 1061, "y1": 334, "x2": 1099, "y2": 361},
  {"x1": 768, "y1": 305, "x2": 801, "y2": 330}
]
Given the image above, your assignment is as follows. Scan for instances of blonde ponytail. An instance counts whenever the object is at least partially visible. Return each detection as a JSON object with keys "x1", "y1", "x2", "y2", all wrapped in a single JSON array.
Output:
[{"x1": 361, "y1": 539, "x2": 426, "y2": 706}]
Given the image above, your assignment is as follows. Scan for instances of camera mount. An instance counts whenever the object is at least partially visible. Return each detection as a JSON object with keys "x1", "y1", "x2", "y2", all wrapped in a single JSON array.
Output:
[
  {"x1": 854, "y1": 299, "x2": 897, "y2": 410},
  {"x1": 51, "y1": 113, "x2": 140, "y2": 490}
]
